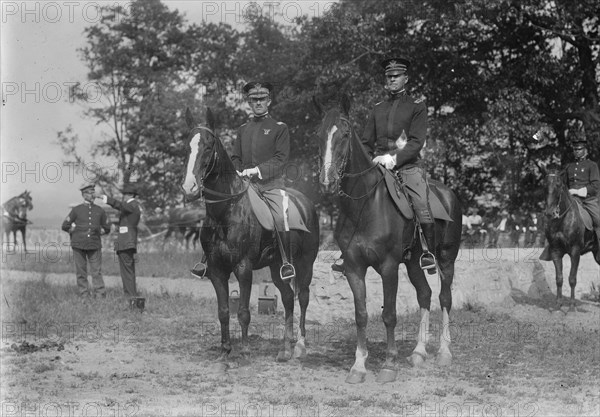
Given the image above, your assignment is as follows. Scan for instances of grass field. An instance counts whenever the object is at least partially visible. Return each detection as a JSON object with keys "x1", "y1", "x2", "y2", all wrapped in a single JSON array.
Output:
[{"x1": 1, "y1": 277, "x2": 599, "y2": 416}]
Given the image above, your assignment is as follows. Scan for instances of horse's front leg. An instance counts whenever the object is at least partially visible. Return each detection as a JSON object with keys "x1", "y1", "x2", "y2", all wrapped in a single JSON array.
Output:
[
  {"x1": 21, "y1": 228, "x2": 27, "y2": 253},
  {"x1": 567, "y1": 250, "x2": 581, "y2": 313},
  {"x1": 376, "y1": 261, "x2": 400, "y2": 383},
  {"x1": 344, "y1": 261, "x2": 369, "y2": 384},
  {"x1": 271, "y1": 265, "x2": 295, "y2": 362},
  {"x1": 551, "y1": 251, "x2": 564, "y2": 307},
  {"x1": 436, "y1": 252, "x2": 455, "y2": 366},
  {"x1": 235, "y1": 262, "x2": 253, "y2": 363},
  {"x1": 405, "y1": 259, "x2": 432, "y2": 367},
  {"x1": 208, "y1": 269, "x2": 232, "y2": 373}
]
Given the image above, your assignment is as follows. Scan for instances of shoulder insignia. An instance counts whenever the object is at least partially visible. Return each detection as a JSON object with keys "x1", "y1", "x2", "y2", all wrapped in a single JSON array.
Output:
[
  {"x1": 276, "y1": 121, "x2": 286, "y2": 126},
  {"x1": 375, "y1": 101, "x2": 383, "y2": 106},
  {"x1": 414, "y1": 97, "x2": 425, "y2": 104}
]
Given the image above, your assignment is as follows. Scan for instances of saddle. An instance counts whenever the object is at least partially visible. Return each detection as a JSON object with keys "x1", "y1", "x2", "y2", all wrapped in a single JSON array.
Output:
[
  {"x1": 380, "y1": 166, "x2": 453, "y2": 222},
  {"x1": 247, "y1": 186, "x2": 310, "y2": 233}
]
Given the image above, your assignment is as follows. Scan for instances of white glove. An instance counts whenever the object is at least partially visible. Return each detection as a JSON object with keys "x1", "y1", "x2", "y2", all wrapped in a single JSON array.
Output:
[
  {"x1": 241, "y1": 167, "x2": 261, "y2": 178},
  {"x1": 236, "y1": 170, "x2": 243, "y2": 177},
  {"x1": 373, "y1": 154, "x2": 396, "y2": 170},
  {"x1": 568, "y1": 188, "x2": 587, "y2": 198}
]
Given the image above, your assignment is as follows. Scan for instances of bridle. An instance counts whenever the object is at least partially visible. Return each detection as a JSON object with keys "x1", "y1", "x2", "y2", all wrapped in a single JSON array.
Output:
[
  {"x1": 334, "y1": 117, "x2": 385, "y2": 200},
  {"x1": 546, "y1": 173, "x2": 572, "y2": 220},
  {"x1": 190, "y1": 125, "x2": 249, "y2": 204}
]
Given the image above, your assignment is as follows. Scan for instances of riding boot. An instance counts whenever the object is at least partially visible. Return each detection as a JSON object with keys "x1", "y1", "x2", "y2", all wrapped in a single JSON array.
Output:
[
  {"x1": 331, "y1": 255, "x2": 345, "y2": 273},
  {"x1": 190, "y1": 254, "x2": 208, "y2": 278},
  {"x1": 420, "y1": 223, "x2": 437, "y2": 275}
]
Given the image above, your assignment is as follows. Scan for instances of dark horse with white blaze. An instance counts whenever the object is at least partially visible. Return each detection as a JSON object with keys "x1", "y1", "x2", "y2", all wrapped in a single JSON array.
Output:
[
  {"x1": 315, "y1": 99, "x2": 462, "y2": 383},
  {"x1": 2, "y1": 191, "x2": 33, "y2": 252},
  {"x1": 541, "y1": 169, "x2": 599, "y2": 311},
  {"x1": 181, "y1": 108, "x2": 319, "y2": 368}
]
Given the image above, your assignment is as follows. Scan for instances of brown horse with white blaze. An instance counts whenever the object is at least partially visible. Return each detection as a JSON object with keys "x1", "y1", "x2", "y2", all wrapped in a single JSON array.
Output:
[
  {"x1": 180, "y1": 108, "x2": 320, "y2": 370},
  {"x1": 315, "y1": 98, "x2": 462, "y2": 383}
]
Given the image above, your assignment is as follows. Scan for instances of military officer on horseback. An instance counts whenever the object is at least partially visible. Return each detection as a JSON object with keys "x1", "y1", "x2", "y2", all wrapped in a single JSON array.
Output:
[
  {"x1": 333, "y1": 57, "x2": 437, "y2": 274},
  {"x1": 565, "y1": 138, "x2": 600, "y2": 262},
  {"x1": 191, "y1": 81, "x2": 295, "y2": 280}
]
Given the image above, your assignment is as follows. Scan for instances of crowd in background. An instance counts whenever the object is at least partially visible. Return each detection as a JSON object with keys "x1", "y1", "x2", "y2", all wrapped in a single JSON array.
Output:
[{"x1": 462, "y1": 206, "x2": 544, "y2": 248}]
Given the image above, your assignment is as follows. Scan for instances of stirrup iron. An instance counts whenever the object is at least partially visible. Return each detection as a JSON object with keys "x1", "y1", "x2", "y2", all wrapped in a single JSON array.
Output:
[
  {"x1": 190, "y1": 261, "x2": 207, "y2": 278},
  {"x1": 419, "y1": 251, "x2": 437, "y2": 273},
  {"x1": 280, "y1": 262, "x2": 296, "y2": 281}
]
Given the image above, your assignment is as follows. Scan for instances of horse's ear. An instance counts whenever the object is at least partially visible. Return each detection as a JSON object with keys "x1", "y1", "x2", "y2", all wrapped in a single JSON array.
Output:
[
  {"x1": 340, "y1": 93, "x2": 351, "y2": 116},
  {"x1": 185, "y1": 108, "x2": 195, "y2": 129},
  {"x1": 206, "y1": 108, "x2": 216, "y2": 131},
  {"x1": 312, "y1": 95, "x2": 323, "y2": 118}
]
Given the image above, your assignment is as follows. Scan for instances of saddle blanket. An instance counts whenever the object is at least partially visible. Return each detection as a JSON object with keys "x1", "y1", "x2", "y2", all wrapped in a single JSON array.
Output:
[
  {"x1": 381, "y1": 166, "x2": 453, "y2": 222},
  {"x1": 247, "y1": 186, "x2": 309, "y2": 233}
]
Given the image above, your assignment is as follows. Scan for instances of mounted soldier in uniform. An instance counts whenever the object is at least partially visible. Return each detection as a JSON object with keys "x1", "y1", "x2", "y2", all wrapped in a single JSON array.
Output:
[{"x1": 333, "y1": 56, "x2": 438, "y2": 274}]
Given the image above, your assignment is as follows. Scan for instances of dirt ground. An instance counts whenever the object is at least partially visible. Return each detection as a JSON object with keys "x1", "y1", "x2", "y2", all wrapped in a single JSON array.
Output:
[{"x1": 1, "y1": 258, "x2": 599, "y2": 417}]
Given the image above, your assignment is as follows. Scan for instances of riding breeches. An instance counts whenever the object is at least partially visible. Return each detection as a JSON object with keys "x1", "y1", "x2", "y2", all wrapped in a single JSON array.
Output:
[
  {"x1": 395, "y1": 164, "x2": 434, "y2": 224},
  {"x1": 579, "y1": 196, "x2": 600, "y2": 227}
]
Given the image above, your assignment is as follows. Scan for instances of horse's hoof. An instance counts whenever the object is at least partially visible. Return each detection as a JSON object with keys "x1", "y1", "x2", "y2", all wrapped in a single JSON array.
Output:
[
  {"x1": 293, "y1": 343, "x2": 306, "y2": 359},
  {"x1": 376, "y1": 368, "x2": 397, "y2": 384},
  {"x1": 345, "y1": 369, "x2": 366, "y2": 384},
  {"x1": 208, "y1": 362, "x2": 229, "y2": 374},
  {"x1": 436, "y1": 352, "x2": 452, "y2": 367},
  {"x1": 276, "y1": 350, "x2": 292, "y2": 362},
  {"x1": 406, "y1": 352, "x2": 427, "y2": 367}
]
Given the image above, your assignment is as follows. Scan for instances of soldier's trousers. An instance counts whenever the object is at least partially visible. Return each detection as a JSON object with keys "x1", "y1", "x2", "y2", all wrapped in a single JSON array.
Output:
[
  {"x1": 72, "y1": 248, "x2": 105, "y2": 296},
  {"x1": 396, "y1": 164, "x2": 434, "y2": 224},
  {"x1": 117, "y1": 249, "x2": 137, "y2": 297}
]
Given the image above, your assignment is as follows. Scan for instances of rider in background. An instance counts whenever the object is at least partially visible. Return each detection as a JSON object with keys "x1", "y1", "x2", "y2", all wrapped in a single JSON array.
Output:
[{"x1": 563, "y1": 138, "x2": 600, "y2": 262}]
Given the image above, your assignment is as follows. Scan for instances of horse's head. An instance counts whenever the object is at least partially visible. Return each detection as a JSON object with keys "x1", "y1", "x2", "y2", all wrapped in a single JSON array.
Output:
[
  {"x1": 545, "y1": 170, "x2": 565, "y2": 218},
  {"x1": 314, "y1": 95, "x2": 354, "y2": 192},
  {"x1": 181, "y1": 108, "x2": 219, "y2": 202},
  {"x1": 20, "y1": 190, "x2": 33, "y2": 210}
]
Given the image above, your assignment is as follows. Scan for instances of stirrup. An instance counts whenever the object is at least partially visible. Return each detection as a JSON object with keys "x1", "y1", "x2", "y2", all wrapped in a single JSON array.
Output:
[
  {"x1": 280, "y1": 262, "x2": 296, "y2": 281},
  {"x1": 190, "y1": 261, "x2": 207, "y2": 278},
  {"x1": 419, "y1": 251, "x2": 437, "y2": 274}
]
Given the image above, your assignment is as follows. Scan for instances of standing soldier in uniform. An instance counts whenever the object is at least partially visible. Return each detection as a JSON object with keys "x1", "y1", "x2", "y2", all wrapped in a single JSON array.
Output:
[
  {"x1": 62, "y1": 183, "x2": 111, "y2": 298},
  {"x1": 97, "y1": 182, "x2": 142, "y2": 298},
  {"x1": 564, "y1": 138, "x2": 600, "y2": 262},
  {"x1": 333, "y1": 57, "x2": 437, "y2": 274}
]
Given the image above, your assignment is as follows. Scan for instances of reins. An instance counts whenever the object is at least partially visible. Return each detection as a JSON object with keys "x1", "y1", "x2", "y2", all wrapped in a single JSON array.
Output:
[
  {"x1": 336, "y1": 117, "x2": 386, "y2": 200},
  {"x1": 547, "y1": 174, "x2": 574, "y2": 220},
  {"x1": 193, "y1": 126, "x2": 250, "y2": 204}
]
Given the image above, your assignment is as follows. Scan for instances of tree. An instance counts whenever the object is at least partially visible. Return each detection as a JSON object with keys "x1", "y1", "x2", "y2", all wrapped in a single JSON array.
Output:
[{"x1": 58, "y1": 0, "x2": 239, "y2": 210}]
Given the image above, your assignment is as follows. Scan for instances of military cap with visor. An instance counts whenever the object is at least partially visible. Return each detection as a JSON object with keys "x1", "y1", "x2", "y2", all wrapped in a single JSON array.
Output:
[
  {"x1": 243, "y1": 82, "x2": 273, "y2": 99},
  {"x1": 120, "y1": 182, "x2": 139, "y2": 195},
  {"x1": 381, "y1": 57, "x2": 411, "y2": 76},
  {"x1": 79, "y1": 182, "x2": 96, "y2": 193}
]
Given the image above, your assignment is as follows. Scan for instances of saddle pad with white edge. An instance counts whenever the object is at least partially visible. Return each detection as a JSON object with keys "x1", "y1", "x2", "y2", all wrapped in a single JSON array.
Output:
[
  {"x1": 380, "y1": 166, "x2": 453, "y2": 222},
  {"x1": 247, "y1": 187, "x2": 310, "y2": 233},
  {"x1": 574, "y1": 198, "x2": 593, "y2": 230}
]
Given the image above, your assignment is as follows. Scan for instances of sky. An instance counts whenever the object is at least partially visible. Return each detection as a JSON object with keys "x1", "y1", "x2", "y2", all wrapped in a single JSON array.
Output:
[{"x1": 0, "y1": 0, "x2": 336, "y2": 227}]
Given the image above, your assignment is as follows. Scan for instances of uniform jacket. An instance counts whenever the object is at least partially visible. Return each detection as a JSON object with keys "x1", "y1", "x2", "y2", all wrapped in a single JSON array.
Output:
[
  {"x1": 564, "y1": 159, "x2": 600, "y2": 197},
  {"x1": 232, "y1": 113, "x2": 290, "y2": 190},
  {"x1": 106, "y1": 196, "x2": 141, "y2": 252},
  {"x1": 361, "y1": 91, "x2": 427, "y2": 168},
  {"x1": 61, "y1": 202, "x2": 110, "y2": 250}
]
